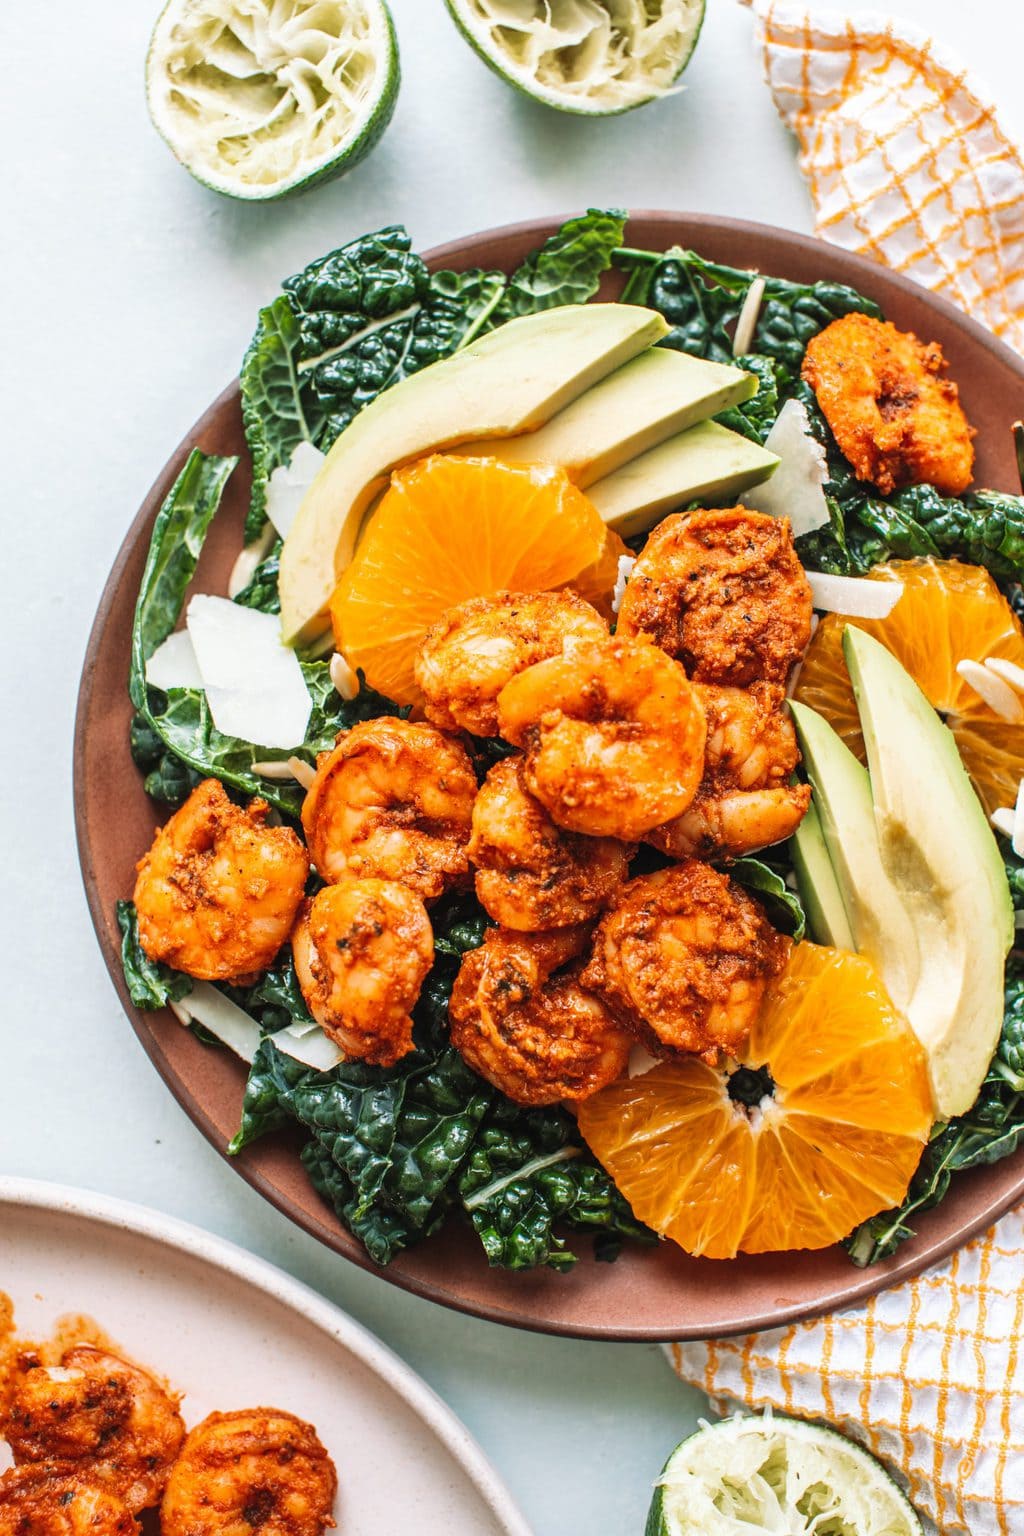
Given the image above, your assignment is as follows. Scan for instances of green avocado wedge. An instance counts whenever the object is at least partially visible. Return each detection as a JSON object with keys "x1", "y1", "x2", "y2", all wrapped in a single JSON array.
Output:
[
  {"x1": 647, "y1": 1413, "x2": 923, "y2": 1535},
  {"x1": 791, "y1": 796, "x2": 856, "y2": 951},
  {"x1": 843, "y1": 627, "x2": 1013, "y2": 1120},
  {"x1": 278, "y1": 302, "x2": 668, "y2": 644},
  {"x1": 454, "y1": 347, "x2": 757, "y2": 488},
  {"x1": 585, "y1": 419, "x2": 778, "y2": 540},
  {"x1": 444, "y1": 0, "x2": 706, "y2": 117}
]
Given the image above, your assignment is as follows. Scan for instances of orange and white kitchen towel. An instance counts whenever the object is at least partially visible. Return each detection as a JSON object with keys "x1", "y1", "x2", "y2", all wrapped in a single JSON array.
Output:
[
  {"x1": 741, "y1": 0, "x2": 1024, "y2": 353},
  {"x1": 668, "y1": 1206, "x2": 1024, "y2": 1534}
]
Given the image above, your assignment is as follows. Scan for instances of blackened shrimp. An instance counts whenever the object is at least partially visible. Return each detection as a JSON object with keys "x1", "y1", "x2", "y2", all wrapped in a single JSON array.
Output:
[
  {"x1": 582, "y1": 863, "x2": 790, "y2": 1062},
  {"x1": 159, "y1": 1409, "x2": 336, "y2": 1536},
  {"x1": 468, "y1": 756, "x2": 634, "y2": 931},
  {"x1": 0, "y1": 1468, "x2": 138, "y2": 1536},
  {"x1": 616, "y1": 507, "x2": 812, "y2": 688},
  {"x1": 414, "y1": 589, "x2": 608, "y2": 736},
  {"x1": 5, "y1": 1346, "x2": 184, "y2": 1513},
  {"x1": 301, "y1": 718, "x2": 476, "y2": 901},
  {"x1": 448, "y1": 926, "x2": 632, "y2": 1105},
  {"x1": 291, "y1": 880, "x2": 433, "y2": 1067},
  {"x1": 133, "y1": 780, "x2": 308, "y2": 983},
  {"x1": 497, "y1": 635, "x2": 707, "y2": 841}
]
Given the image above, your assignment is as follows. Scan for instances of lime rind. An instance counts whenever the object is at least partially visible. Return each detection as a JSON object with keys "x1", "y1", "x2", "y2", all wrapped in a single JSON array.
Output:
[
  {"x1": 648, "y1": 1413, "x2": 924, "y2": 1536},
  {"x1": 444, "y1": 0, "x2": 705, "y2": 116},
  {"x1": 146, "y1": 0, "x2": 399, "y2": 200}
]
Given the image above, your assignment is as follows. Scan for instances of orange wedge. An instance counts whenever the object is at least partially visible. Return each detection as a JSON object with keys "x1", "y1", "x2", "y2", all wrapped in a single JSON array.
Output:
[
  {"x1": 794, "y1": 558, "x2": 1024, "y2": 816},
  {"x1": 331, "y1": 454, "x2": 607, "y2": 705},
  {"x1": 561, "y1": 526, "x2": 631, "y2": 620},
  {"x1": 576, "y1": 943, "x2": 932, "y2": 1259}
]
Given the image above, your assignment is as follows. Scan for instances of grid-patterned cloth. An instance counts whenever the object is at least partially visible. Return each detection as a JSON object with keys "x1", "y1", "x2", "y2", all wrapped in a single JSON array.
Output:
[
  {"x1": 743, "y1": 0, "x2": 1024, "y2": 353},
  {"x1": 667, "y1": 1205, "x2": 1024, "y2": 1534}
]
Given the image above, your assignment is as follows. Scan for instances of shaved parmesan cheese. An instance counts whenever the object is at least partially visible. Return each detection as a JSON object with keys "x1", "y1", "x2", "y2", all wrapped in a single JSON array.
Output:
[
  {"x1": 984, "y1": 656, "x2": 1024, "y2": 697},
  {"x1": 991, "y1": 807, "x2": 1016, "y2": 839},
  {"x1": 266, "y1": 440, "x2": 326, "y2": 540},
  {"x1": 171, "y1": 982, "x2": 261, "y2": 1063},
  {"x1": 627, "y1": 1044, "x2": 660, "y2": 1078},
  {"x1": 330, "y1": 651, "x2": 360, "y2": 701},
  {"x1": 732, "y1": 276, "x2": 766, "y2": 358},
  {"x1": 270, "y1": 1025, "x2": 345, "y2": 1070},
  {"x1": 611, "y1": 554, "x2": 636, "y2": 616},
  {"x1": 955, "y1": 659, "x2": 1024, "y2": 723},
  {"x1": 741, "y1": 399, "x2": 830, "y2": 535},
  {"x1": 145, "y1": 629, "x2": 202, "y2": 691},
  {"x1": 187, "y1": 595, "x2": 311, "y2": 749},
  {"x1": 806, "y1": 571, "x2": 904, "y2": 619}
]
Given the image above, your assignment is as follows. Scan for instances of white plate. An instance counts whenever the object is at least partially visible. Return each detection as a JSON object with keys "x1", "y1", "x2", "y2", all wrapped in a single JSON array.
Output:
[{"x1": 0, "y1": 1178, "x2": 532, "y2": 1536}]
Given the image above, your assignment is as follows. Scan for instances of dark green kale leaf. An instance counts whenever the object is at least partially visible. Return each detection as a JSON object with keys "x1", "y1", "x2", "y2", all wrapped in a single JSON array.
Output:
[
  {"x1": 241, "y1": 228, "x2": 506, "y2": 538},
  {"x1": 496, "y1": 208, "x2": 627, "y2": 320},
  {"x1": 727, "y1": 856, "x2": 806, "y2": 941},
  {"x1": 459, "y1": 1100, "x2": 651, "y2": 1271},
  {"x1": 714, "y1": 354, "x2": 781, "y2": 444},
  {"x1": 853, "y1": 485, "x2": 1024, "y2": 585},
  {"x1": 231, "y1": 1035, "x2": 313, "y2": 1151},
  {"x1": 117, "y1": 900, "x2": 192, "y2": 1011},
  {"x1": 615, "y1": 246, "x2": 880, "y2": 389},
  {"x1": 846, "y1": 966, "x2": 1024, "y2": 1267},
  {"x1": 232, "y1": 545, "x2": 282, "y2": 613}
]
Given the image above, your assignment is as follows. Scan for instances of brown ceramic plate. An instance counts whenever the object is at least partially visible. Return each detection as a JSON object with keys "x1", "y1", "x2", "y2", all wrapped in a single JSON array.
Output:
[{"x1": 75, "y1": 212, "x2": 1024, "y2": 1340}]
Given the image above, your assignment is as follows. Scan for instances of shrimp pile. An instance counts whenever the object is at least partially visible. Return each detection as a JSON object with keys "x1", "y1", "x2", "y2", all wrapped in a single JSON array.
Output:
[
  {"x1": 415, "y1": 588, "x2": 608, "y2": 736},
  {"x1": 134, "y1": 780, "x2": 308, "y2": 983},
  {"x1": 161, "y1": 1410, "x2": 336, "y2": 1536},
  {"x1": 291, "y1": 881, "x2": 433, "y2": 1067},
  {"x1": 498, "y1": 635, "x2": 708, "y2": 840},
  {"x1": 802, "y1": 311, "x2": 975, "y2": 496},
  {"x1": 449, "y1": 926, "x2": 632, "y2": 1105},
  {"x1": 616, "y1": 507, "x2": 812, "y2": 688},
  {"x1": 0, "y1": 1318, "x2": 337, "y2": 1536}
]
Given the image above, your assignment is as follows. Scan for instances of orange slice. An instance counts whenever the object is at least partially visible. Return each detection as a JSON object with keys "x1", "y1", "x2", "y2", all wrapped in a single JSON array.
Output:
[
  {"x1": 561, "y1": 526, "x2": 630, "y2": 621},
  {"x1": 331, "y1": 454, "x2": 607, "y2": 705},
  {"x1": 576, "y1": 943, "x2": 932, "y2": 1259},
  {"x1": 793, "y1": 558, "x2": 1024, "y2": 816}
]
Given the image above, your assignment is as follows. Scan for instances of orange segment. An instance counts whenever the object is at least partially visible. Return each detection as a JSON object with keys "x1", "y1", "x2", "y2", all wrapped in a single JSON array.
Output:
[
  {"x1": 331, "y1": 454, "x2": 607, "y2": 705},
  {"x1": 576, "y1": 943, "x2": 932, "y2": 1259},
  {"x1": 561, "y1": 526, "x2": 631, "y2": 621},
  {"x1": 793, "y1": 558, "x2": 1024, "y2": 815}
]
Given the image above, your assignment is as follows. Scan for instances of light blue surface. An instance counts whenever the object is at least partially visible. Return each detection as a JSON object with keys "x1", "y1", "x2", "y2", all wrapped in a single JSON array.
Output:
[{"x1": 0, "y1": 2, "x2": 1018, "y2": 1532}]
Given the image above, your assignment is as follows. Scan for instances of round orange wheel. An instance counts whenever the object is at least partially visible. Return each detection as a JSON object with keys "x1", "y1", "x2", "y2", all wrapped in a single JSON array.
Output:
[{"x1": 576, "y1": 943, "x2": 933, "y2": 1260}]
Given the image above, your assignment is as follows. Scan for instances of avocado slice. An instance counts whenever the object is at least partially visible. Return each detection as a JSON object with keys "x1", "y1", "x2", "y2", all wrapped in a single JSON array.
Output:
[
  {"x1": 789, "y1": 700, "x2": 920, "y2": 1017},
  {"x1": 585, "y1": 419, "x2": 779, "y2": 539},
  {"x1": 792, "y1": 797, "x2": 856, "y2": 951},
  {"x1": 843, "y1": 627, "x2": 1013, "y2": 1119},
  {"x1": 458, "y1": 347, "x2": 758, "y2": 487},
  {"x1": 278, "y1": 303, "x2": 669, "y2": 644}
]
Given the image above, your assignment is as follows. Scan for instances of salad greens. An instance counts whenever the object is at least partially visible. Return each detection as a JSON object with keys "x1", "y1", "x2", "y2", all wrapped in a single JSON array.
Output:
[{"x1": 123, "y1": 208, "x2": 1024, "y2": 1274}]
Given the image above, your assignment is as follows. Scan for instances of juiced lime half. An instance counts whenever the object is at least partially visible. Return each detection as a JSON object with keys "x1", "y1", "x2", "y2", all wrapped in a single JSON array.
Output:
[
  {"x1": 648, "y1": 1414, "x2": 924, "y2": 1536},
  {"x1": 146, "y1": 0, "x2": 399, "y2": 200},
  {"x1": 444, "y1": 0, "x2": 705, "y2": 116}
]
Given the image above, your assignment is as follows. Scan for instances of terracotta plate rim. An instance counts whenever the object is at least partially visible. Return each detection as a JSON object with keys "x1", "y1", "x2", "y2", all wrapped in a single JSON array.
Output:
[{"x1": 74, "y1": 211, "x2": 1024, "y2": 1341}]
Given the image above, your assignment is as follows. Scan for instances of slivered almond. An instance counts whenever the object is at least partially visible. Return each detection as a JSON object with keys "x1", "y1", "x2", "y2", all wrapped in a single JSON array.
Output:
[
  {"x1": 330, "y1": 651, "x2": 360, "y2": 700},
  {"x1": 732, "y1": 276, "x2": 766, "y2": 357},
  {"x1": 991, "y1": 807, "x2": 1016, "y2": 838},
  {"x1": 984, "y1": 656, "x2": 1024, "y2": 697},
  {"x1": 956, "y1": 660, "x2": 1024, "y2": 722}
]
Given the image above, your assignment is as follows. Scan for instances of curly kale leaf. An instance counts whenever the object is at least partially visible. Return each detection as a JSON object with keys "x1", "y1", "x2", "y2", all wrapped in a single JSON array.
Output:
[
  {"x1": 727, "y1": 856, "x2": 806, "y2": 941},
  {"x1": 496, "y1": 208, "x2": 627, "y2": 320},
  {"x1": 241, "y1": 228, "x2": 506, "y2": 538},
  {"x1": 616, "y1": 246, "x2": 880, "y2": 390},
  {"x1": 459, "y1": 1100, "x2": 652, "y2": 1271},
  {"x1": 232, "y1": 545, "x2": 282, "y2": 614},
  {"x1": 852, "y1": 485, "x2": 1024, "y2": 585},
  {"x1": 117, "y1": 900, "x2": 192, "y2": 1011},
  {"x1": 847, "y1": 967, "x2": 1024, "y2": 1266},
  {"x1": 714, "y1": 354, "x2": 781, "y2": 444}
]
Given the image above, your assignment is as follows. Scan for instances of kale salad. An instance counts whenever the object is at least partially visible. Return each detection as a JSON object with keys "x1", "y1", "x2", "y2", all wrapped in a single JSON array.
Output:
[{"x1": 120, "y1": 209, "x2": 1024, "y2": 1274}]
